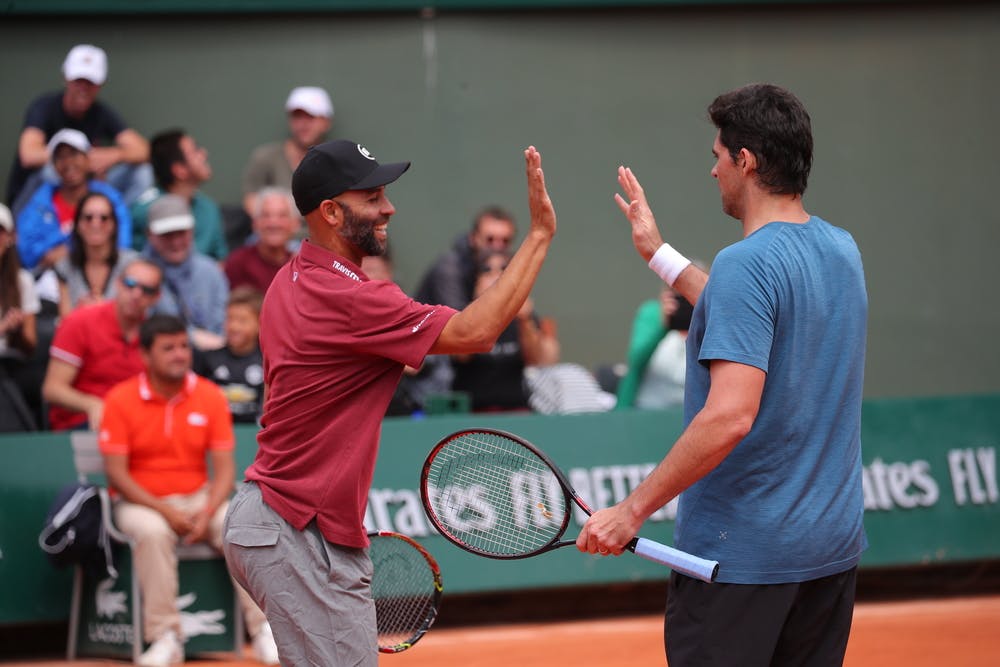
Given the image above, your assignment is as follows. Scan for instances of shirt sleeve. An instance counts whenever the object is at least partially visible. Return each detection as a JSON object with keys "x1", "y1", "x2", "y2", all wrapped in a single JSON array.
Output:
[
  {"x1": 98, "y1": 384, "x2": 132, "y2": 455},
  {"x1": 49, "y1": 310, "x2": 87, "y2": 367},
  {"x1": 698, "y1": 247, "x2": 777, "y2": 373},
  {"x1": 349, "y1": 281, "x2": 458, "y2": 370}
]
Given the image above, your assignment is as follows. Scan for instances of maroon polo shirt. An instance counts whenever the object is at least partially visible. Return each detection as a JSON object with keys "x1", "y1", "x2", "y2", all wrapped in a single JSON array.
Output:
[{"x1": 246, "y1": 240, "x2": 457, "y2": 548}]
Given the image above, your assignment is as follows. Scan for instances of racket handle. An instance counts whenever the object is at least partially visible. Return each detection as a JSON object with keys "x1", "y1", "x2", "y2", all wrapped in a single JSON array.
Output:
[{"x1": 630, "y1": 537, "x2": 720, "y2": 583}]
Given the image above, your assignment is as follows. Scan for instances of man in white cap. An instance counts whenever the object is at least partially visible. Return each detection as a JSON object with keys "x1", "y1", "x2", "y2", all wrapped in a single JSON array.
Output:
[
  {"x1": 7, "y1": 44, "x2": 151, "y2": 212},
  {"x1": 240, "y1": 86, "x2": 333, "y2": 217},
  {"x1": 142, "y1": 194, "x2": 229, "y2": 351}
]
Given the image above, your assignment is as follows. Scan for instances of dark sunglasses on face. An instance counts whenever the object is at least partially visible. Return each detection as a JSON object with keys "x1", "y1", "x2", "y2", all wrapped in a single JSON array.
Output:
[
  {"x1": 81, "y1": 213, "x2": 112, "y2": 223},
  {"x1": 121, "y1": 276, "x2": 160, "y2": 296}
]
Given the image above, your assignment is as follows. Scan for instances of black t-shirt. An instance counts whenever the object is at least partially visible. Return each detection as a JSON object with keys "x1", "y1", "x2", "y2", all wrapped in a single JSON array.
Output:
[
  {"x1": 7, "y1": 92, "x2": 128, "y2": 204},
  {"x1": 451, "y1": 322, "x2": 529, "y2": 411},
  {"x1": 193, "y1": 346, "x2": 265, "y2": 424}
]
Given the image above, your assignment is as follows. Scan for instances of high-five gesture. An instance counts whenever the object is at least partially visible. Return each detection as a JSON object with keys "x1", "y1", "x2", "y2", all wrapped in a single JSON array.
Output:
[
  {"x1": 615, "y1": 165, "x2": 706, "y2": 303},
  {"x1": 525, "y1": 146, "x2": 557, "y2": 240},
  {"x1": 614, "y1": 166, "x2": 663, "y2": 262}
]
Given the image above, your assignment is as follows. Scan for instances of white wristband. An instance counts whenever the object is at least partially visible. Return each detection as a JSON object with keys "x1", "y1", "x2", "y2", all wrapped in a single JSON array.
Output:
[{"x1": 648, "y1": 243, "x2": 692, "y2": 286}]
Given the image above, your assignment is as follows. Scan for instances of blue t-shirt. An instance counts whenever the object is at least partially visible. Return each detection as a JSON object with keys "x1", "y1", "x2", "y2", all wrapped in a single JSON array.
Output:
[{"x1": 678, "y1": 216, "x2": 868, "y2": 584}]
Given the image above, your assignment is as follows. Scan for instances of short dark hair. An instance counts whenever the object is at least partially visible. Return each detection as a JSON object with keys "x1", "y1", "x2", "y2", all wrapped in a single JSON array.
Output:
[
  {"x1": 708, "y1": 83, "x2": 813, "y2": 196},
  {"x1": 227, "y1": 286, "x2": 264, "y2": 317},
  {"x1": 139, "y1": 314, "x2": 186, "y2": 350},
  {"x1": 471, "y1": 205, "x2": 516, "y2": 233},
  {"x1": 149, "y1": 129, "x2": 186, "y2": 189}
]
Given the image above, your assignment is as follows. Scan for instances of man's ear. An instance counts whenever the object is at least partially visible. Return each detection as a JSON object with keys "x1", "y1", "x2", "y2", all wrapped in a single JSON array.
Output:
[
  {"x1": 319, "y1": 199, "x2": 342, "y2": 227},
  {"x1": 738, "y1": 148, "x2": 757, "y2": 175}
]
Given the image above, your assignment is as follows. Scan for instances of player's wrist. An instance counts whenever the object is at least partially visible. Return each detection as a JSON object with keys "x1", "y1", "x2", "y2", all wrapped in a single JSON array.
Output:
[{"x1": 648, "y1": 243, "x2": 691, "y2": 286}]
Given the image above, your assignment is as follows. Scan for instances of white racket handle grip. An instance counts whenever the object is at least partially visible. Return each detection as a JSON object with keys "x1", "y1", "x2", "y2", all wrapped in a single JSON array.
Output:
[{"x1": 632, "y1": 537, "x2": 719, "y2": 583}]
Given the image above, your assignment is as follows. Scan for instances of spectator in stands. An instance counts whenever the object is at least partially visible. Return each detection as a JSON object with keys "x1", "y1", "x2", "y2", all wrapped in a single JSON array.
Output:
[
  {"x1": 241, "y1": 86, "x2": 333, "y2": 217},
  {"x1": 411, "y1": 206, "x2": 518, "y2": 409},
  {"x1": 16, "y1": 129, "x2": 132, "y2": 276},
  {"x1": 131, "y1": 129, "x2": 227, "y2": 260},
  {"x1": 224, "y1": 187, "x2": 299, "y2": 293},
  {"x1": 42, "y1": 257, "x2": 162, "y2": 430},
  {"x1": 0, "y1": 203, "x2": 41, "y2": 431},
  {"x1": 414, "y1": 205, "x2": 517, "y2": 309},
  {"x1": 194, "y1": 286, "x2": 264, "y2": 425},
  {"x1": 615, "y1": 285, "x2": 694, "y2": 410},
  {"x1": 99, "y1": 314, "x2": 277, "y2": 666},
  {"x1": 53, "y1": 191, "x2": 137, "y2": 317},
  {"x1": 142, "y1": 194, "x2": 228, "y2": 351},
  {"x1": 7, "y1": 44, "x2": 151, "y2": 211},
  {"x1": 451, "y1": 250, "x2": 560, "y2": 412}
]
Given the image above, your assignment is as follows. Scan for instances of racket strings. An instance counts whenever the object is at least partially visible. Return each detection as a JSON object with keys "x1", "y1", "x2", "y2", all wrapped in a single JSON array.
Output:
[
  {"x1": 425, "y1": 431, "x2": 568, "y2": 557},
  {"x1": 370, "y1": 535, "x2": 440, "y2": 649}
]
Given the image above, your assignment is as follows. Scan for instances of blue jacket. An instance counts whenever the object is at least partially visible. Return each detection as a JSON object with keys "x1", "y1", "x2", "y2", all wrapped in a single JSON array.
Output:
[{"x1": 15, "y1": 180, "x2": 132, "y2": 270}]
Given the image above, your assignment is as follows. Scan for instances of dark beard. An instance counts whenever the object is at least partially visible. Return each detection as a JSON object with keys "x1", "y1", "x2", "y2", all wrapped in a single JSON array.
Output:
[{"x1": 338, "y1": 202, "x2": 385, "y2": 257}]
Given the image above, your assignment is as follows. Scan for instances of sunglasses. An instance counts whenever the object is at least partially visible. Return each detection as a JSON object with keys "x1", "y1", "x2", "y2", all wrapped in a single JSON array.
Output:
[
  {"x1": 121, "y1": 276, "x2": 160, "y2": 296},
  {"x1": 81, "y1": 213, "x2": 112, "y2": 223}
]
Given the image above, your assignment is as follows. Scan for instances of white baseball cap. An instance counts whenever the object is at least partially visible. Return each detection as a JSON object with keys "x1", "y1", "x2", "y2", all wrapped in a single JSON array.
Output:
[
  {"x1": 62, "y1": 44, "x2": 108, "y2": 85},
  {"x1": 47, "y1": 128, "x2": 92, "y2": 159},
  {"x1": 285, "y1": 86, "x2": 333, "y2": 119},
  {"x1": 148, "y1": 194, "x2": 195, "y2": 236}
]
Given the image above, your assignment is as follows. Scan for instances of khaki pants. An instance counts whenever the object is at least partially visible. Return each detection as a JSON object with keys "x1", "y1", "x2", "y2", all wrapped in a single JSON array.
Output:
[{"x1": 113, "y1": 487, "x2": 268, "y2": 643}]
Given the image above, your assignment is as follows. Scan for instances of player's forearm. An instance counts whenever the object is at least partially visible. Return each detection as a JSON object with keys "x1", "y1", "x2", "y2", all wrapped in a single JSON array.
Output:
[
  {"x1": 434, "y1": 230, "x2": 552, "y2": 353},
  {"x1": 623, "y1": 406, "x2": 752, "y2": 522},
  {"x1": 669, "y1": 264, "x2": 709, "y2": 305}
]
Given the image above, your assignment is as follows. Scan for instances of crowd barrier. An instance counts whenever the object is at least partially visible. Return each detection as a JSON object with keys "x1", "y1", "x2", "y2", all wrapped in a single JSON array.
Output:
[{"x1": 1, "y1": 394, "x2": 998, "y2": 626}]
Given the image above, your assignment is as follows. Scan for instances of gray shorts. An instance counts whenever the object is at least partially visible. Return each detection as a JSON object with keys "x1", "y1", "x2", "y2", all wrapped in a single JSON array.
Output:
[{"x1": 223, "y1": 481, "x2": 377, "y2": 667}]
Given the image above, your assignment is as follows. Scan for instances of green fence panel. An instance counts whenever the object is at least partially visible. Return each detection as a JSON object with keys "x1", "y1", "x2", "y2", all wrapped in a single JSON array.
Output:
[{"x1": 2, "y1": 394, "x2": 998, "y2": 625}]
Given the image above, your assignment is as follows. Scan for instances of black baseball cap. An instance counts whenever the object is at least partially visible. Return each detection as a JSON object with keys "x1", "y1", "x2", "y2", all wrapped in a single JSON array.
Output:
[{"x1": 291, "y1": 140, "x2": 410, "y2": 215}]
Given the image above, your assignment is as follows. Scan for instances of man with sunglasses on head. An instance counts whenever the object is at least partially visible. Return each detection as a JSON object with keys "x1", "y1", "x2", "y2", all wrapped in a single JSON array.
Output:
[
  {"x1": 223, "y1": 140, "x2": 557, "y2": 666},
  {"x1": 42, "y1": 257, "x2": 162, "y2": 430}
]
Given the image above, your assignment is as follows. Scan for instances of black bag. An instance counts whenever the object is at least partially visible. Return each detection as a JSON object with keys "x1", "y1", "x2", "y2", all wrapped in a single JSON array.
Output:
[{"x1": 38, "y1": 483, "x2": 118, "y2": 580}]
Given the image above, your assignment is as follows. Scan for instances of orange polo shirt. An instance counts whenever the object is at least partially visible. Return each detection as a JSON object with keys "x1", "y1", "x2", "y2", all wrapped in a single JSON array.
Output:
[{"x1": 99, "y1": 371, "x2": 234, "y2": 497}]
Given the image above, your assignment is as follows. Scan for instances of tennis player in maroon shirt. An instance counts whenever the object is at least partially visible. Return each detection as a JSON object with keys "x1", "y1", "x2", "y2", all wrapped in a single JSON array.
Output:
[{"x1": 223, "y1": 139, "x2": 557, "y2": 666}]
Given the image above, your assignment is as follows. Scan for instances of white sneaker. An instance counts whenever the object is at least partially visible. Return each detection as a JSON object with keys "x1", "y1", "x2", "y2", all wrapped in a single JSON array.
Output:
[
  {"x1": 138, "y1": 630, "x2": 183, "y2": 666},
  {"x1": 252, "y1": 622, "x2": 280, "y2": 665}
]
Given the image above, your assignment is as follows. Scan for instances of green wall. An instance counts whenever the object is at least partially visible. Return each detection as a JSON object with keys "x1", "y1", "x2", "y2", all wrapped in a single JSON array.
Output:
[
  {"x1": 2, "y1": 395, "x2": 998, "y2": 625},
  {"x1": 1, "y1": 3, "x2": 998, "y2": 397}
]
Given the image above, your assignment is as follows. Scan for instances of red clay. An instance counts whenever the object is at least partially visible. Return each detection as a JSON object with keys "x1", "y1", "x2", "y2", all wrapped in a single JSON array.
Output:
[{"x1": 6, "y1": 595, "x2": 998, "y2": 666}]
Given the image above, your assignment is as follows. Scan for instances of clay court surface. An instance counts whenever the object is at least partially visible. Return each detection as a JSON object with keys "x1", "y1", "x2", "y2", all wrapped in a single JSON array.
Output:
[{"x1": 3, "y1": 594, "x2": 998, "y2": 667}]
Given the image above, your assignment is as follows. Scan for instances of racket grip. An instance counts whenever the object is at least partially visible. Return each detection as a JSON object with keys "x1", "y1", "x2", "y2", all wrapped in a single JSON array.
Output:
[{"x1": 631, "y1": 537, "x2": 719, "y2": 583}]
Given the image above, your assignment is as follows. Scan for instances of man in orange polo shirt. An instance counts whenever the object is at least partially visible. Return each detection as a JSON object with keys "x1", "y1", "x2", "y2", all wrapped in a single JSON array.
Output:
[{"x1": 99, "y1": 314, "x2": 277, "y2": 667}]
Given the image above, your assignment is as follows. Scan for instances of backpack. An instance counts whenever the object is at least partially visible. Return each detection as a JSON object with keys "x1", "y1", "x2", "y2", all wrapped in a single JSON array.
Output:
[{"x1": 38, "y1": 482, "x2": 119, "y2": 580}]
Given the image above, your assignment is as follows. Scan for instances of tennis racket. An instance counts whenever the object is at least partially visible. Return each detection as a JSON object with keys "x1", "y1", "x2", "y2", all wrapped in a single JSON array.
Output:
[
  {"x1": 368, "y1": 530, "x2": 443, "y2": 653},
  {"x1": 419, "y1": 428, "x2": 719, "y2": 583}
]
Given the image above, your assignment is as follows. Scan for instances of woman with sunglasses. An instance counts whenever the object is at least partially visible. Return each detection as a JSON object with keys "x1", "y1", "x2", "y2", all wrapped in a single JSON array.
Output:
[{"x1": 53, "y1": 191, "x2": 137, "y2": 317}]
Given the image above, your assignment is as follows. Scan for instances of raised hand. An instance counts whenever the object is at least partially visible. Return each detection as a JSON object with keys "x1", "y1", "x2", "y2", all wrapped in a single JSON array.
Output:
[
  {"x1": 614, "y1": 166, "x2": 664, "y2": 262},
  {"x1": 525, "y1": 146, "x2": 556, "y2": 240}
]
